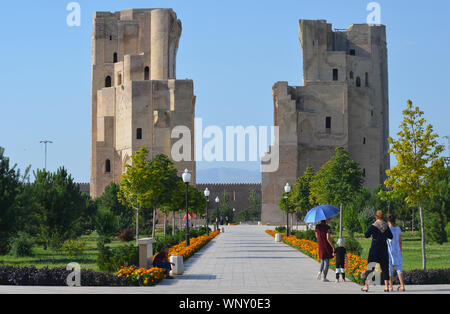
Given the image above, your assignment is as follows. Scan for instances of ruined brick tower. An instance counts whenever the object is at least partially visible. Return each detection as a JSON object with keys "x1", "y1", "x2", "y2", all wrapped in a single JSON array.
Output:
[
  {"x1": 90, "y1": 9, "x2": 196, "y2": 198},
  {"x1": 262, "y1": 20, "x2": 390, "y2": 225}
]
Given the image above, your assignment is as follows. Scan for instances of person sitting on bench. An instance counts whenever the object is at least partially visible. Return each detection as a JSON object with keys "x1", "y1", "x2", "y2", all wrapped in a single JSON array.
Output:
[{"x1": 153, "y1": 244, "x2": 175, "y2": 279}]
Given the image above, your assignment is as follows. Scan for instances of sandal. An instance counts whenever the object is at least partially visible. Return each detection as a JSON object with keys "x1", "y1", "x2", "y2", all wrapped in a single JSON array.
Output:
[
  {"x1": 397, "y1": 286, "x2": 406, "y2": 292},
  {"x1": 361, "y1": 287, "x2": 369, "y2": 292}
]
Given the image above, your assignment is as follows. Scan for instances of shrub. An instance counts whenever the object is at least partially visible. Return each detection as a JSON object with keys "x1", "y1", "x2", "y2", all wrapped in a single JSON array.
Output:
[
  {"x1": 117, "y1": 229, "x2": 134, "y2": 242},
  {"x1": 61, "y1": 238, "x2": 86, "y2": 256},
  {"x1": 293, "y1": 230, "x2": 317, "y2": 242},
  {"x1": 9, "y1": 233, "x2": 34, "y2": 257},
  {"x1": 97, "y1": 243, "x2": 138, "y2": 273},
  {"x1": 0, "y1": 266, "x2": 130, "y2": 286},
  {"x1": 393, "y1": 269, "x2": 450, "y2": 285},
  {"x1": 446, "y1": 223, "x2": 450, "y2": 239},
  {"x1": 275, "y1": 226, "x2": 286, "y2": 233},
  {"x1": 343, "y1": 237, "x2": 363, "y2": 256}
]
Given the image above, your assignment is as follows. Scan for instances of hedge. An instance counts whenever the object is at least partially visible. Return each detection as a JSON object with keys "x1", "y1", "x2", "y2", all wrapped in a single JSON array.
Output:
[
  {"x1": 393, "y1": 269, "x2": 450, "y2": 285},
  {"x1": 0, "y1": 266, "x2": 130, "y2": 286}
]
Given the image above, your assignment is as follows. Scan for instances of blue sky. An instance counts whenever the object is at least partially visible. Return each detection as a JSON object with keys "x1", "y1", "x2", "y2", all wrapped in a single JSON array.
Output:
[{"x1": 0, "y1": 0, "x2": 449, "y2": 183}]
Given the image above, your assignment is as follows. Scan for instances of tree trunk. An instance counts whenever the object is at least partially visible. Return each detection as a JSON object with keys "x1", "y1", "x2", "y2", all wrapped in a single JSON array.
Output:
[
  {"x1": 172, "y1": 210, "x2": 176, "y2": 237},
  {"x1": 136, "y1": 205, "x2": 139, "y2": 245},
  {"x1": 412, "y1": 208, "x2": 415, "y2": 231},
  {"x1": 163, "y1": 214, "x2": 166, "y2": 238},
  {"x1": 152, "y1": 207, "x2": 156, "y2": 239},
  {"x1": 419, "y1": 202, "x2": 427, "y2": 271}
]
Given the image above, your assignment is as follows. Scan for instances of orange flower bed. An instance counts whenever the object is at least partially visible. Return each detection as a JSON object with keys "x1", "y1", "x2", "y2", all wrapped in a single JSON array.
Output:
[
  {"x1": 266, "y1": 230, "x2": 367, "y2": 284},
  {"x1": 167, "y1": 230, "x2": 221, "y2": 260},
  {"x1": 116, "y1": 231, "x2": 221, "y2": 286},
  {"x1": 115, "y1": 266, "x2": 165, "y2": 286}
]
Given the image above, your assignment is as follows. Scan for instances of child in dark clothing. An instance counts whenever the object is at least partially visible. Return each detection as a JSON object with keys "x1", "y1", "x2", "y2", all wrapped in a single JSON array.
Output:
[{"x1": 335, "y1": 238, "x2": 347, "y2": 283}]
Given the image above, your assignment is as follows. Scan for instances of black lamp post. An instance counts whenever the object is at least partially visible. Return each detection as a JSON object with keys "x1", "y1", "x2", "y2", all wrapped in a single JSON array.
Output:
[
  {"x1": 285, "y1": 183, "x2": 291, "y2": 237},
  {"x1": 215, "y1": 196, "x2": 220, "y2": 231},
  {"x1": 182, "y1": 169, "x2": 191, "y2": 246},
  {"x1": 204, "y1": 188, "x2": 210, "y2": 235}
]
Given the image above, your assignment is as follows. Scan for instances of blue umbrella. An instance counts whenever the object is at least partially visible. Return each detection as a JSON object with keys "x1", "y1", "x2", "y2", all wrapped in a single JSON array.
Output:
[{"x1": 304, "y1": 205, "x2": 340, "y2": 223}]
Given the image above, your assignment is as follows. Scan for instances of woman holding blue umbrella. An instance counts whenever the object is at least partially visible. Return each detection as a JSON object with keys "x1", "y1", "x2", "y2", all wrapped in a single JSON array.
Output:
[
  {"x1": 315, "y1": 219, "x2": 335, "y2": 282},
  {"x1": 305, "y1": 205, "x2": 340, "y2": 282}
]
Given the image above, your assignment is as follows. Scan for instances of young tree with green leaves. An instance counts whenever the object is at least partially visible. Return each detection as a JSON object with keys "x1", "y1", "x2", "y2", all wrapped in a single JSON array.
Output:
[
  {"x1": 291, "y1": 166, "x2": 316, "y2": 221},
  {"x1": 248, "y1": 189, "x2": 260, "y2": 221},
  {"x1": 384, "y1": 100, "x2": 446, "y2": 270},
  {"x1": 118, "y1": 147, "x2": 153, "y2": 244},
  {"x1": 310, "y1": 147, "x2": 365, "y2": 238}
]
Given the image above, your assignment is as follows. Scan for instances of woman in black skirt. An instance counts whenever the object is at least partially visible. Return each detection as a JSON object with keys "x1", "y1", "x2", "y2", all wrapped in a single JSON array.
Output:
[{"x1": 361, "y1": 210, "x2": 393, "y2": 292}]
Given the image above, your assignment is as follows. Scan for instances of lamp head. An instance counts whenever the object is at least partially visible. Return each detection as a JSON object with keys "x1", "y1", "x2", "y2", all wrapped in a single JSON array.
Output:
[
  {"x1": 215, "y1": 196, "x2": 220, "y2": 203},
  {"x1": 204, "y1": 188, "x2": 210, "y2": 197},
  {"x1": 182, "y1": 169, "x2": 191, "y2": 184},
  {"x1": 284, "y1": 183, "x2": 291, "y2": 194}
]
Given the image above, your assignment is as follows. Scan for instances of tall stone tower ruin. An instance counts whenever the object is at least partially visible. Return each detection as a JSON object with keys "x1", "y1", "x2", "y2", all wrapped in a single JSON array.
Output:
[
  {"x1": 90, "y1": 9, "x2": 196, "y2": 198},
  {"x1": 261, "y1": 20, "x2": 390, "y2": 225}
]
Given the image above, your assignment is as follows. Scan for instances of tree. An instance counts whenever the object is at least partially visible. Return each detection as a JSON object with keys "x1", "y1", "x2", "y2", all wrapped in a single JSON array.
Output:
[
  {"x1": 30, "y1": 167, "x2": 94, "y2": 249},
  {"x1": 238, "y1": 210, "x2": 252, "y2": 223},
  {"x1": 93, "y1": 208, "x2": 118, "y2": 239},
  {"x1": 118, "y1": 148, "x2": 180, "y2": 241},
  {"x1": 424, "y1": 165, "x2": 449, "y2": 244},
  {"x1": 310, "y1": 147, "x2": 365, "y2": 238},
  {"x1": 384, "y1": 100, "x2": 446, "y2": 270},
  {"x1": 118, "y1": 147, "x2": 153, "y2": 243},
  {"x1": 218, "y1": 191, "x2": 233, "y2": 222},
  {"x1": 97, "y1": 182, "x2": 134, "y2": 231},
  {"x1": 248, "y1": 189, "x2": 260, "y2": 221},
  {"x1": 291, "y1": 166, "x2": 316, "y2": 220},
  {"x1": 0, "y1": 147, "x2": 24, "y2": 254}
]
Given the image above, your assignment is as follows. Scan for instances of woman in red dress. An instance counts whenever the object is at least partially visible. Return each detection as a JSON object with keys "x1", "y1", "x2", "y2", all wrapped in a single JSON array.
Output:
[{"x1": 315, "y1": 219, "x2": 335, "y2": 282}]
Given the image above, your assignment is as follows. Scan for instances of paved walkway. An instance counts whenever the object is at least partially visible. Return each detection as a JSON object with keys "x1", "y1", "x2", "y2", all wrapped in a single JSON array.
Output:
[{"x1": 0, "y1": 225, "x2": 449, "y2": 294}]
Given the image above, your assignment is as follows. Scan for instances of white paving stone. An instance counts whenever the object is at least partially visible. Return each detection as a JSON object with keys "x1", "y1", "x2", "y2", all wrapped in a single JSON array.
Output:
[{"x1": 0, "y1": 225, "x2": 449, "y2": 294}]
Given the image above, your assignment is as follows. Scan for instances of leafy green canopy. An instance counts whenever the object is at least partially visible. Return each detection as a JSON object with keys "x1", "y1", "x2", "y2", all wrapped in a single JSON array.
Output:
[{"x1": 310, "y1": 147, "x2": 364, "y2": 207}]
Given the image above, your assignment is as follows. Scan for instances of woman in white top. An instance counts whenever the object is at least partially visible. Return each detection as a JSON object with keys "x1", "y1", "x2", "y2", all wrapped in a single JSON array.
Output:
[{"x1": 387, "y1": 214, "x2": 406, "y2": 292}]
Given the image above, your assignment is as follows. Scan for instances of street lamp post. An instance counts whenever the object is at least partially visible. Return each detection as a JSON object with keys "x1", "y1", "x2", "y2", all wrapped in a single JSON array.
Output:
[
  {"x1": 182, "y1": 169, "x2": 191, "y2": 247},
  {"x1": 215, "y1": 196, "x2": 220, "y2": 231},
  {"x1": 39, "y1": 140, "x2": 53, "y2": 170},
  {"x1": 204, "y1": 188, "x2": 210, "y2": 235},
  {"x1": 284, "y1": 183, "x2": 291, "y2": 237}
]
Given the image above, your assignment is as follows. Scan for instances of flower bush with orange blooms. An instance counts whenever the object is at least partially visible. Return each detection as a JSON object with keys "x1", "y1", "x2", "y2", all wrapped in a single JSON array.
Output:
[
  {"x1": 115, "y1": 266, "x2": 165, "y2": 286},
  {"x1": 115, "y1": 230, "x2": 221, "y2": 286},
  {"x1": 165, "y1": 230, "x2": 221, "y2": 261},
  {"x1": 266, "y1": 230, "x2": 367, "y2": 284}
]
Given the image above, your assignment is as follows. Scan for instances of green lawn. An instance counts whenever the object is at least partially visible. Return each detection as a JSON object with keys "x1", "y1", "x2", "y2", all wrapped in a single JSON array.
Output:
[
  {"x1": 354, "y1": 232, "x2": 450, "y2": 271},
  {"x1": 0, "y1": 232, "x2": 167, "y2": 272}
]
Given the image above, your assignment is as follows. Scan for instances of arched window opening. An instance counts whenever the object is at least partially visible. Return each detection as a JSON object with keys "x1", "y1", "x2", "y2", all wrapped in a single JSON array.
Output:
[
  {"x1": 349, "y1": 71, "x2": 354, "y2": 79},
  {"x1": 117, "y1": 73, "x2": 122, "y2": 86},
  {"x1": 105, "y1": 76, "x2": 112, "y2": 88},
  {"x1": 356, "y1": 77, "x2": 361, "y2": 87},
  {"x1": 365, "y1": 72, "x2": 369, "y2": 87},
  {"x1": 363, "y1": 137, "x2": 366, "y2": 145},
  {"x1": 113, "y1": 53, "x2": 118, "y2": 63},
  {"x1": 144, "y1": 67, "x2": 150, "y2": 80},
  {"x1": 137, "y1": 128, "x2": 143, "y2": 140},
  {"x1": 105, "y1": 159, "x2": 111, "y2": 173},
  {"x1": 333, "y1": 69, "x2": 339, "y2": 81},
  {"x1": 349, "y1": 49, "x2": 356, "y2": 56}
]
